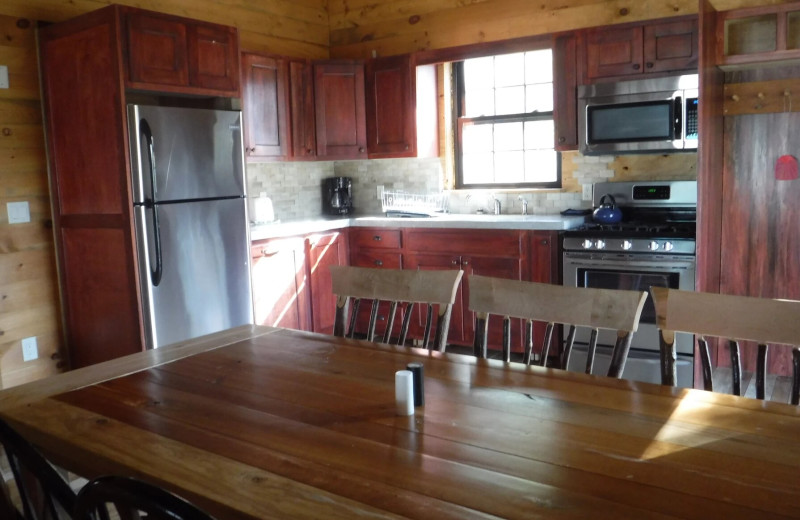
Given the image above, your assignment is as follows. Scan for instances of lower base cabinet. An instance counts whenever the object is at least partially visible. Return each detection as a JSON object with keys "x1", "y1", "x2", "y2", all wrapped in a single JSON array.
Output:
[{"x1": 251, "y1": 230, "x2": 347, "y2": 334}]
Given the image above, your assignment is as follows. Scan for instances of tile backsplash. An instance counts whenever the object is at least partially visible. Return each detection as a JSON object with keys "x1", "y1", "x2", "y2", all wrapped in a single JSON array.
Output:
[{"x1": 245, "y1": 151, "x2": 697, "y2": 221}]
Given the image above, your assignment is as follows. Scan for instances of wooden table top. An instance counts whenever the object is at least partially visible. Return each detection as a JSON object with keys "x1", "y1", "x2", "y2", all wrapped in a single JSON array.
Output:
[{"x1": 2, "y1": 325, "x2": 800, "y2": 519}]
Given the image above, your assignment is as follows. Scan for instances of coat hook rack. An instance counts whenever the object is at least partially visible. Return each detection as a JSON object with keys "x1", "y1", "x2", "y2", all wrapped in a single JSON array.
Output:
[{"x1": 723, "y1": 79, "x2": 798, "y2": 116}]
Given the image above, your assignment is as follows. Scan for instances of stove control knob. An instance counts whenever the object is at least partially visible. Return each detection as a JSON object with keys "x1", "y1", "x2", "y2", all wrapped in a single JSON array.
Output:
[
  {"x1": 581, "y1": 239, "x2": 594, "y2": 249},
  {"x1": 648, "y1": 240, "x2": 660, "y2": 251},
  {"x1": 621, "y1": 240, "x2": 633, "y2": 250},
  {"x1": 663, "y1": 241, "x2": 674, "y2": 252},
  {"x1": 595, "y1": 239, "x2": 606, "y2": 250}
]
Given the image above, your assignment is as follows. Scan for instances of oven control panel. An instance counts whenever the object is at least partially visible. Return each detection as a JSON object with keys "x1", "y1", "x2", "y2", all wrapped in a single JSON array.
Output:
[{"x1": 564, "y1": 237, "x2": 696, "y2": 255}]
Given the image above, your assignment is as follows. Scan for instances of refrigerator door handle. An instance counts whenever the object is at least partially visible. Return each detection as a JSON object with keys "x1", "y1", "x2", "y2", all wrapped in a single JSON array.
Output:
[{"x1": 140, "y1": 119, "x2": 163, "y2": 287}]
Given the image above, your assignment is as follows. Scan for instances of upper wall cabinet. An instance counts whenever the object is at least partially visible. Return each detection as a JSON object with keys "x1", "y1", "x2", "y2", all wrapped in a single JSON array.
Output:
[
  {"x1": 314, "y1": 60, "x2": 368, "y2": 159},
  {"x1": 584, "y1": 18, "x2": 698, "y2": 82},
  {"x1": 241, "y1": 53, "x2": 289, "y2": 160},
  {"x1": 553, "y1": 33, "x2": 578, "y2": 151},
  {"x1": 124, "y1": 8, "x2": 239, "y2": 96},
  {"x1": 717, "y1": 2, "x2": 800, "y2": 67}
]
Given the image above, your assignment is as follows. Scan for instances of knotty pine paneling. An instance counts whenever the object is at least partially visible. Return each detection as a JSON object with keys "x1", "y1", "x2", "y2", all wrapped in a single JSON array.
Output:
[
  {"x1": 329, "y1": 0, "x2": 700, "y2": 59},
  {"x1": 0, "y1": 15, "x2": 63, "y2": 388}
]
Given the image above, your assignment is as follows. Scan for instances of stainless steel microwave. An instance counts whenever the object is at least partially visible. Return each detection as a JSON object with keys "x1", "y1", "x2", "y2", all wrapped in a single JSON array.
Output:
[{"x1": 578, "y1": 74, "x2": 698, "y2": 155}]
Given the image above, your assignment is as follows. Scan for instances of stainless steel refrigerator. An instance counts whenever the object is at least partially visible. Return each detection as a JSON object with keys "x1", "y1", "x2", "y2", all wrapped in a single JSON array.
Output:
[{"x1": 128, "y1": 104, "x2": 253, "y2": 349}]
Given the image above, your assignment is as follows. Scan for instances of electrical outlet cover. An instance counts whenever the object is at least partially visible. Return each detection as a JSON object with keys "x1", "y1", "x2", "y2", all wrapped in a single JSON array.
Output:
[
  {"x1": 22, "y1": 337, "x2": 38, "y2": 362},
  {"x1": 582, "y1": 184, "x2": 593, "y2": 201},
  {"x1": 0, "y1": 65, "x2": 8, "y2": 89},
  {"x1": 7, "y1": 201, "x2": 30, "y2": 224}
]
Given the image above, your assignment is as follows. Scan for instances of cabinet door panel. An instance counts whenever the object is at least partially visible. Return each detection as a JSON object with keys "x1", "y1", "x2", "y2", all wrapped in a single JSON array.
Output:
[
  {"x1": 289, "y1": 60, "x2": 317, "y2": 158},
  {"x1": 309, "y1": 232, "x2": 349, "y2": 334},
  {"x1": 188, "y1": 24, "x2": 239, "y2": 92},
  {"x1": 586, "y1": 26, "x2": 643, "y2": 79},
  {"x1": 314, "y1": 61, "x2": 367, "y2": 159},
  {"x1": 644, "y1": 19, "x2": 698, "y2": 73},
  {"x1": 404, "y1": 229, "x2": 522, "y2": 257},
  {"x1": 553, "y1": 34, "x2": 578, "y2": 151},
  {"x1": 251, "y1": 240, "x2": 309, "y2": 330},
  {"x1": 126, "y1": 13, "x2": 188, "y2": 86},
  {"x1": 403, "y1": 253, "x2": 465, "y2": 345},
  {"x1": 366, "y1": 55, "x2": 415, "y2": 158},
  {"x1": 466, "y1": 256, "x2": 525, "y2": 351},
  {"x1": 242, "y1": 53, "x2": 289, "y2": 159}
]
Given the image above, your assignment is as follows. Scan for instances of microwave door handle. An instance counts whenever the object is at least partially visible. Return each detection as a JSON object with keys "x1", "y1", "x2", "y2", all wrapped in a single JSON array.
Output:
[
  {"x1": 140, "y1": 119, "x2": 163, "y2": 287},
  {"x1": 673, "y1": 97, "x2": 683, "y2": 140}
]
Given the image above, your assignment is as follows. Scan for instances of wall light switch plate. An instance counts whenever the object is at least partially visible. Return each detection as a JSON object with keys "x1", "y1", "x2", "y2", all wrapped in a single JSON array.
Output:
[
  {"x1": 0, "y1": 65, "x2": 8, "y2": 89},
  {"x1": 22, "y1": 337, "x2": 38, "y2": 362},
  {"x1": 7, "y1": 201, "x2": 30, "y2": 224},
  {"x1": 582, "y1": 184, "x2": 593, "y2": 201}
]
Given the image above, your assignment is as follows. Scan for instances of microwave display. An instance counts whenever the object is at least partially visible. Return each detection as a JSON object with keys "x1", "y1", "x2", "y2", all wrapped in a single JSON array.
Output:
[{"x1": 587, "y1": 101, "x2": 673, "y2": 144}]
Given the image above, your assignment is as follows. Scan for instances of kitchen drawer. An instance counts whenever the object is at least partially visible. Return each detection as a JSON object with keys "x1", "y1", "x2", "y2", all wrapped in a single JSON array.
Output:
[
  {"x1": 404, "y1": 229, "x2": 523, "y2": 257},
  {"x1": 251, "y1": 237, "x2": 304, "y2": 259},
  {"x1": 349, "y1": 228, "x2": 402, "y2": 249},
  {"x1": 351, "y1": 251, "x2": 402, "y2": 269}
]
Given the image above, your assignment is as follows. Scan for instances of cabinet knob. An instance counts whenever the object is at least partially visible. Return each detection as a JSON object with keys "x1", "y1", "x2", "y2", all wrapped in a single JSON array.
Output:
[
  {"x1": 375, "y1": 260, "x2": 383, "y2": 266},
  {"x1": 463, "y1": 260, "x2": 469, "y2": 266},
  {"x1": 646, "y1": 62, "x2": 654, "y2": 69},
  {"x1": 632, "y1": 63, "x2": 641, "y2": 70},
  {"x1": 541, "y1": 240, "x2": 548, "y2": 245},
  {"x1": 404, "y1": 144, "x2": 409, "y2": 150},
  {"x1": 373, "y1": 235, "x2": 382, "y2": 241},
  {"x1": 451, "y1": 259, "x2": 458, "y2": 265},
  {"x1": 558, "y1": 136, "x2": 566, "y2": 144},
  {"x1": 359, "y1": 147, "x2": 365, "y2": 153}
]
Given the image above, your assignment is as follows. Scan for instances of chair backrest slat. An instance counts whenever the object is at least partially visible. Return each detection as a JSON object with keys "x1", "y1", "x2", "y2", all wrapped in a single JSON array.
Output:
[
  {"x1": 330, "y1": 266, "x2": 464, "y2": 352},
  {"x1": 651, "y1": 287, "x2": 800, "y2": 405},
  {"x1": 468, "y1": 275, "x2": 647, "y2": 378}
]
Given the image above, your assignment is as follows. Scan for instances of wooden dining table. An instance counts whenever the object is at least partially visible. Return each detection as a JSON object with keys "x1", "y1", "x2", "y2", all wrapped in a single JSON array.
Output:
[{"x1": 1, "y1": 325, "x2": 799, "y2": 519}]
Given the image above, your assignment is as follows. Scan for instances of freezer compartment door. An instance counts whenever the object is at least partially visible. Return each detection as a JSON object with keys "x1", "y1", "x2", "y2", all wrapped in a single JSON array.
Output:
[
  {"x1": 128, "y1": 104, "x2": 245, "y2": 203},
  {"x1": 135, "y1": 198, "x2": 253, "y2": 349}
]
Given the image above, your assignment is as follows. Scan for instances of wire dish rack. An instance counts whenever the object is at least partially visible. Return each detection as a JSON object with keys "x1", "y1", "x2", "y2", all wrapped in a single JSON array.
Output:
[{"x1": 381, "y1": 191, "x2": 448, "y2": 216}]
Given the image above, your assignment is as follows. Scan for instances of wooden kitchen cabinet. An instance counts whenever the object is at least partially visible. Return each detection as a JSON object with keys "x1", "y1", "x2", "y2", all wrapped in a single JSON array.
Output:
[
  {"x1": 314, "y1": 61, "x2": 368, "y2": 159},
  {"x1": 251, "y1": 238, "x2": 310, "y2": 330},
  {"x1": 308, "y1": 230, "x2": 349, "y2": 334},
  {"x1": 553, "y1": 33, "x2": 578, "y2": 151},
  {"x1": 241, "y1": 53, "x2": 289, "y2": 160},
  {"x1": 125, "y1": 7, "x2": 239, "y2": 95},
  {"x1": 585, "y1": 18, "x2": 698, "y2": 82},
  {"x1": 365, "y1": 55, "x2": 416, "y2": 158},
  {"x1": 288, "y1": 59, "x2": 318, "y2": 159},
  {"x1": 716, "y1": 2, "x2": 800, "y2": 67}
]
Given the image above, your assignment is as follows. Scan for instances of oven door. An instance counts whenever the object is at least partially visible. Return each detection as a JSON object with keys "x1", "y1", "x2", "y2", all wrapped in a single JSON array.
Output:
[{"x1": 562, "y1": 251, "x2": 695, "y2": 386}]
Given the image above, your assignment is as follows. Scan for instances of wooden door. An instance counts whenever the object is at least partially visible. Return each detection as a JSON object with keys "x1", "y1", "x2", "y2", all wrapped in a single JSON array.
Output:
[
  {"x1": 643, "y1": 19, "x2": 698, "y2": 73},
  {"x1": 251, "y1": 239, "x2": 310, "y2": 330},
  {"x1": 314, "y1": 61, "x2": 367, "y2": 159},
  {"x1": 365, "y1": 55, "x2": 416, "y2": 158},
  {"x1": 308, "y1": 231, "x2": 349, "y2": 334},
  {"x1": 585, "y1": 26, "x2": 644, "y2": 79},
  {"x1": 125, "y1": 11, "x2": 189, "y2": 87},
  {"x1": 403, "y1": 253, "x2": 466, "y2": 345},
  {"x1": 187, "y1": 23, "x2": 239, "y2": 93},
  {"x1": 288, "y1": 59, "x2": 317, "y2": 159},
  {"x1": 242, "y1": 53, "x2": 289, "y2": 159}
]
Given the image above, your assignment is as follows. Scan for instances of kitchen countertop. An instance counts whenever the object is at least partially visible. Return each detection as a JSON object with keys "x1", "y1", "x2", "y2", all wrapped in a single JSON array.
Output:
[{"x1": 250, "y1": 213, "x2": 587, "y2": 241}]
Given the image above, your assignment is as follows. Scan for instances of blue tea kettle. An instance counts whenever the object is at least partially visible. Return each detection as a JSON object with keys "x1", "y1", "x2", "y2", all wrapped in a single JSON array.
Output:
[{"x1": 592, "y1": 194, "x2": 623, "y2": 224}]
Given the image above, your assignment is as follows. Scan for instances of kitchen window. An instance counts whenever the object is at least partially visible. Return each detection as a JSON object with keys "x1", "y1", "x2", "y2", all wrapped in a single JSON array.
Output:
[{"x1": 455, "y1": 49, "x2": 561, "y2": 189}]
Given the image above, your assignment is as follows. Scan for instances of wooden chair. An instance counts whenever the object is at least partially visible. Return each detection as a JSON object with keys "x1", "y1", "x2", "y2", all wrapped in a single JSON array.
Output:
[
  {"x1": 651, "y1": 287, "x2": 800, "y2": 404},
  {"x1": 468, "y1": 275, "x2": 648, "y2": 378},
  {"x1": 330, "y1": 265, "x2": 464, "y2": 352},
  {"x1": 74, "y1": 475, "x2": 215, "y2": 520},
  {"x1": 0, "y1": 418, "x2": 76, "y2": 520}
]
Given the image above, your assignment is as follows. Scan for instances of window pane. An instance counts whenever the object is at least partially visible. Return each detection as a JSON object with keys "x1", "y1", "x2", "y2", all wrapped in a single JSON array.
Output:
[
  {"x1": 463, "y1": 124, "x2": 494, "y2": 152},
  {"x1": 465, "y1": 88, "x2": 495, "y2": 117},
  {"x1": 524, "y1": 120, "x2": 554, "y2": 150},
  {"x1": 494, "y1": 122, "x2": 523, "y2": 151},
  {"x1": 464, "y1": 56, "x2": 494, "y2": 90},
  {"x1": 494, "y1": 53, "x2": 524, "y2": 87},
  {"x1": 495, "y1": 86, "x2": 525, "y2": 116},
  {"x1": 495, "y1": 152, "x2": 525, "y2": 183},
  {"x1": 463, "y1": 152, "x2": 493, "y2": 184},
  {"x1": 525, "y1": 50, "x2": 552, "y2": 84},
  {"x1": 526, "y1": 83, "x2": 553, "y2": 113},
  {"x1": 525, "y1": 150, "x2": 557, "y2": 182}
]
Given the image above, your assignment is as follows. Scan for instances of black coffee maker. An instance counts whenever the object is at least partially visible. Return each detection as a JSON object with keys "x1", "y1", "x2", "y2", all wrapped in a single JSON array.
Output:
[{"x1": 322, "y1": 177, "x2": 353, "y2": 216}]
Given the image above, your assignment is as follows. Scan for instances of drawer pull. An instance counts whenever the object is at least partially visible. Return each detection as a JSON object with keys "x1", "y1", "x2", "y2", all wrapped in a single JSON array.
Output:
[
  {"x1": 373, "y1": 235, "x2": 382, "y2": 241},
  {"x1": 451, "y1": 260, "x2": 458, "y2": 265},
  {"x1": 375, "y1": 260, "x2": 383, "y2": 266}
]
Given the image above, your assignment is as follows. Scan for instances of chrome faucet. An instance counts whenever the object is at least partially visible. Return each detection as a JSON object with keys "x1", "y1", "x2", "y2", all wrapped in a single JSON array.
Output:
[
  {"x1": 493, "y1": 198, "x2": 501, "y2": 215},
  {"x1": 518, "y1": 196, "x2": 528, "y2": 215}
]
